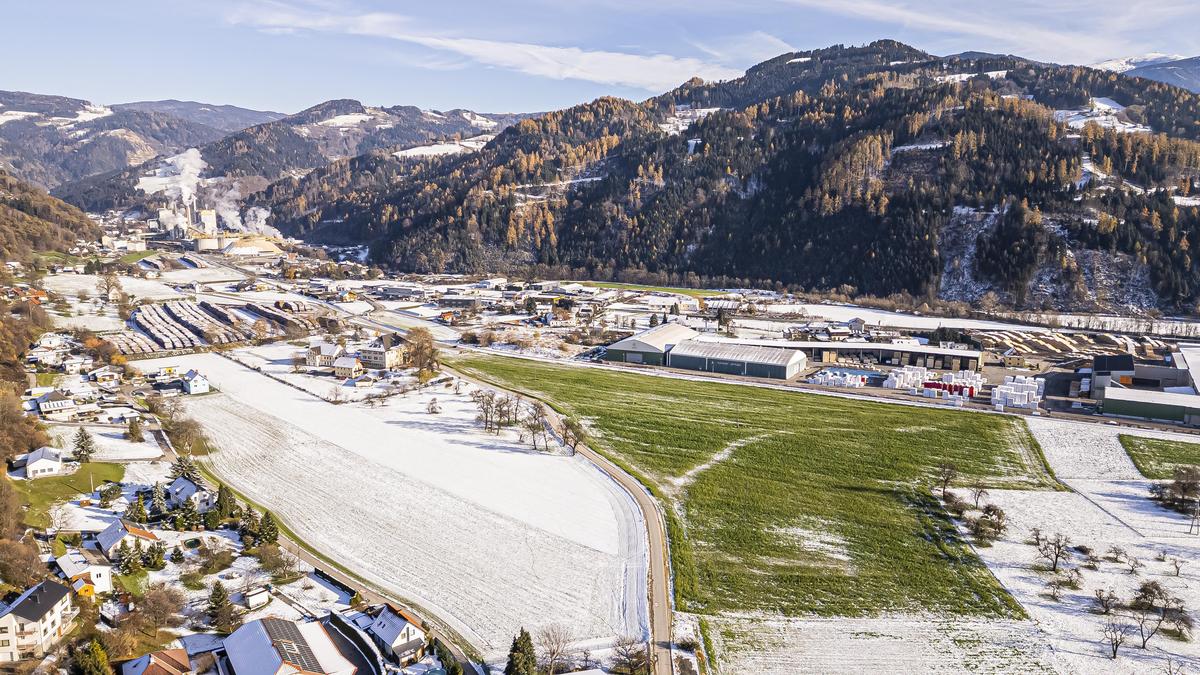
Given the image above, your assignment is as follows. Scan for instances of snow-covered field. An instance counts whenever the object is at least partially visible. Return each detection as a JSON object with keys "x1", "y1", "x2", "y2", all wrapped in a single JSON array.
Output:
[
  {"x1": 714, "y1": 614, "x2": 1054, "y2": 673},
  {"x1": 957, "y1": 418, "x2": 1200, "y2": 673},
  {"x1": 393, "y1": 134, "x2": 494, "y2": 158},
  {"x1": 48, "y1": 302, "x2": 126, "y2": 332},
  {"x1": 45, "y1": 273, "x2": 183, "y2": 301},
  {"x1": 158, "y1": 266, "x2": 245, "y2": 285},
  {"x1": 1055, "y1": 98, "x2": 1153, "y2": 134},
  {"x1": 762, "y1": 303, "x2": 1053, "y2": 332},
  {"x1": 225, "y1": 340, "x2": 414, "y2": 402},
  {"x1": 134, "y1": 352, "x2": 648, "y2": 660},
  {"x1": 47, "y1": 424, "x2": 164, "y2": 461}
]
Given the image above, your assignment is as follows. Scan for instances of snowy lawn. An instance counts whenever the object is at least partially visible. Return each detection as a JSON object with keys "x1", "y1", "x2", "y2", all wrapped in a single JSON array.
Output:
[
  {"x1": 226, "y1": 340, "x2": 416, "y2": 402},
  {"x1": 956, "y1": 419, "x2": 1200, "y2": 673},
  {"x1": 134, "y1": 352, "x2": 648, "y2": 661},
  {"x1": 44, "y1": 274, "x2": 183, "y2": 301},
  {"x1": 48, "y1": 424, "x2": 164, "y2": 461}
]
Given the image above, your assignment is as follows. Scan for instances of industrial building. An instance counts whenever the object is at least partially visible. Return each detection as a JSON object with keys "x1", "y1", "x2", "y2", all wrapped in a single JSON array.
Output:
[
  {"x1": 667, "y1": 340, "x2": 806, "y2": 380},
  {"x1": 692, "y1": 336, "x2": 983, "y2": 371},
  {"x1": 1101, "y1": 388, "x2": 1200, "y2": 425},
  {"x1": 604, "y1": 323, "x2": 699, "y2": 365},
  {"x1": 1095, "y1": 344, "x2": 1200, "y2": 426}
]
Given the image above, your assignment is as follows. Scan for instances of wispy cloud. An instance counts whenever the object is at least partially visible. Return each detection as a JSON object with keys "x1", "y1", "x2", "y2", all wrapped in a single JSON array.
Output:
[
  {"x1": 226, "y1": 1, "x2": 743, "y2": 90},
  {"x1": 779, "y1": 0, "x2": 1199, "y2": 63},
  {"x1": 689, "y1": 31, "x2": 797, "y2": 65}
]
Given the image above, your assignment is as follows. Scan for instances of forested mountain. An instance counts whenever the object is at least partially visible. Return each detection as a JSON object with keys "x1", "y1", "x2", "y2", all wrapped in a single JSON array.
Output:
[
  {"x1": 0, "y1": 90, "x2": 225, "y2": 189},
  {"x1": 52, "y1": 99, "x2": 525, "y2": 214},
  {"x1": 251, "y1": 41, "x2": 1200, "y2": 311},
  {"x1": 0, "y1": 169, "x2": 99, "y2": 260},
  {"x1": 111, "y1": 99, "x2": 286, "y2": 133}
]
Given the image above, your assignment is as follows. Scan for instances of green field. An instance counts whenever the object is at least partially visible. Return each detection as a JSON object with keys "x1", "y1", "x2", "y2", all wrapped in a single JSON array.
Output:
[
  {"x1": 453, "y1": 355, "x2": 1056, "y2": 618},
  {"x1": 119, "y1": 250, "x2": 157, "y2": 264},
  {"x1": 11, "y1": 462, "x2": 124, "y2": 528},
  {"x1": 577, "y1": 281, "x2": 723, "y2": 299},
  {"x1": 1120, "y1": 434, "x2": 1200, "y2": 479}
]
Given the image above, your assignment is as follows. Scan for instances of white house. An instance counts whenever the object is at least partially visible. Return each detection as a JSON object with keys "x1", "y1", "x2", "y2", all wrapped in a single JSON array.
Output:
[
  {"x1": 165, "y1": 476, "x2": 213, "y2": 511},
  {"x1": 366, "y1": 605, "x2": 426, "y2": 664},
  {"x1": 306, "y1": 343, "x2": 344, "y2": 368},
  {"x1": 95, "y1": 520, "x2": 159, "y2": 561},
  {"x1": 182, "y1": 370, "x2": 210, "y2": 395},
  {"x1": 333, "y1": 356, "x2": 363, "y2": 379},
  {"x1": 55, "y1": 548, "x2": 113, "y2": 596},
  {"x1": 20, "y1": 447, "x2": 63, "y2": 478},
  {"x1": 60, "y1": 355, "x2": 92, "y2": 375},
  {"x1": 0, "y1": 581, "x2": 75, "y2": 662},
  {"x1": 36, "y1": 392, "x2": 77, "y2": 420}
]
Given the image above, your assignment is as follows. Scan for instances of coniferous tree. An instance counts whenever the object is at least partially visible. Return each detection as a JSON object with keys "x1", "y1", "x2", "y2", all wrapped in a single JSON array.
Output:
[
  {"x1": 74, "y1": 638, "x2": 113, "y2": 675},
  {"x1": 73, "y1": 428, "x2": 95, "y2": 463},
  {"x1": 259, "y1": 511, "x2": 280, "y2": 545},
  {"x1": 168, "y1": 453, "x2": 202, "y2": 483},
  {"x1": 216, "y1": 484, "x2": 236, "y2": 518},
  {"x1": 151, "y1": 482, "x2": 167, "y2": 515},
  {"x1": 125, "y1": 417, "x2": 144, "y2": 442},
  {"x1": 503, "y1": 628, "x2": 537, "y2": 675},
  {"x1": 169, "y1": 546, "x2": 184, "y2": 564},
  {"x1": 123, "y1": 496, "x2": 148, "y2": 523}
]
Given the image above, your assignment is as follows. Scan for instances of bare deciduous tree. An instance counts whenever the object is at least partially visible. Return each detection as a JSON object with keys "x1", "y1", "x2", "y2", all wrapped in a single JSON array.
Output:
[
  {"x1": 937, "y1": 462, "x2": 958, "y2": 497},
  {"x1": 1037, "y1": 533, "x2": 1072, "y2": 572},
  {"x1": 1093, "y1": 588, "x2": 1119, "y2": 615},
  {"x1": 611, "y1": 635, "x2": 649, "y2": 675},
  {"x1": 970, "y1": 481, "x2": 988, "y2": 509},
  {"x1": 1102, "y1": 620, "x2": 1132, "y2": 659},
  {"x1": 535, "y1": 623, "x2": 573, "y2": 675}
]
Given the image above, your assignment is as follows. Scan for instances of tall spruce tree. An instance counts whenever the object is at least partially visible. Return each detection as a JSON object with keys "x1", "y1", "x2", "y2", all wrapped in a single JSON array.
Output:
[
  {"x1": 123, "y1": 495, "x2": 148, "y2": 523},
  {"x1": 126, "y1": 416, "x2": 144, "y2": 442},
  {"x1": 259, "y1": 511, "x2": 279, "y2": 545},
  {"x1": 73, "y1": 428, "x2": 95, "y2": 463},
  {"x1": 503, "y1": 628, "x2": 537, "y2": 675},
  {"x1": 169, "y1": 453, "x2": 202, "y2": 483},
  {"x1": 151, "y1": 482, "x2": 167, "y2": 515}
]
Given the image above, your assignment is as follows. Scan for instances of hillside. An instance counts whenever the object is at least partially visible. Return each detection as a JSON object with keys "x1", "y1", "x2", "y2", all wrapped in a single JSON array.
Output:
[
  {"x1": 1128, "y1": 56, "x2": 1200, "y2": 93},
  {"x1": 52, "y1": 99, "x2": 526, "y2": 219},
  {"x1": 111, "y1": 99, "x2": 286, "y2": 133},
  {"x1": 0, "y1": 90, "x2": 225, "y2": 189},
  {"x1": 253, "y1": 41, "x2": 1200, "y2": 311},
  {"x1": 0, "y1": 169, "x2": 99, "y2": 260}
]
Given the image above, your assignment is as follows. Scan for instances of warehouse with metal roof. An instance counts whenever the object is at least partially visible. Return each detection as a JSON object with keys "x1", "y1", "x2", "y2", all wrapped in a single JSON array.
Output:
[
  {"x1": 667, "y1": 340, "x2": 806, "y2": 380},
  {"x1": 604, "y1": 323, "x2": 699, "y2": 365}
]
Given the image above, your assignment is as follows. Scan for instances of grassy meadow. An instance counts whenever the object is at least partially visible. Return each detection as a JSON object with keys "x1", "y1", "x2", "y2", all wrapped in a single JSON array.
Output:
[
  {"x1": 11, "y1": 462, "x2": 124, "y2": 528},
  {"x1": 452, "y1": 354, "x2": 1057, "y2": 619},
  {"x1": 1120, "y1": 434, "x2": 1200, "y2": 479}
]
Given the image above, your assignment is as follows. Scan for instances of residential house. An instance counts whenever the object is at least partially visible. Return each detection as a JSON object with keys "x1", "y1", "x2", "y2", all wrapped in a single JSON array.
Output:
[
  {"x1": 121, "y1": 648, "x2": 194, "y2": 675},
  {"x1": 87, "y1": 365, "x2": 122, "y2": 385},
  {"x1": 333, "y1": 356, "x2": 363, "y2": 379},
  {"x1": 0, "y1": 581, "x2": 75, "y2": 662},
  {"x1": 306, "y1": 343, "x2": 344, "y2": 368},
  {"x1": 182, "y1": 370, "x2": 210, "y2": 395},
  {"x1": 15, "y1": 447, "x2": 63, "y2": 478},
  {"x1": 223, "y1": 617, "x2": 356, "y2": 675},
  {"x1": 165, "y1": 477, "x2": 213, "y2": 512},
  {"x1": 359, "y1": 334, "x2": 407, "y2": 370},
  {"x1": 61, "y1": 355, "x2": 92, "y2": 375},
  {"x1": 365, "y1": 605, "x2": 425, "y2": 665},
  {"x1": 56, "y1": 548, "x2": 113, "y2": 597},
  {"x1": 96, "y1": 520, "x2": 159, "y2": 561}
]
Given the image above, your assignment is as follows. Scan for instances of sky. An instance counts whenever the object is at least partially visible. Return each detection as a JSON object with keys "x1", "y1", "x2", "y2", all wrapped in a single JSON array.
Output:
[{"x1": 5, "y1": 0, "x2": 1199, "y2": 114}]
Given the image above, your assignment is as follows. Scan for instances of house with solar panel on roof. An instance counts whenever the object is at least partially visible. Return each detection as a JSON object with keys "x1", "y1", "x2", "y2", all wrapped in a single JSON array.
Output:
[{"x1": 222, "y1": 616, "x2": 368, "y2": 675}]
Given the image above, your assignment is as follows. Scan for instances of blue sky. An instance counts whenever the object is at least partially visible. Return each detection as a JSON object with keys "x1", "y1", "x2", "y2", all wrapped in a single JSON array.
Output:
[{"x1": 6, "y1": 1, "x2": 1199, "y2": 114}]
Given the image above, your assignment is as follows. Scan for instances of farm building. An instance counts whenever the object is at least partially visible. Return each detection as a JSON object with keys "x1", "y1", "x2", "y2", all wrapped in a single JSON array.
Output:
[
  {"x1": 693, "y1": 336, "x2": 983, "y2": 371},
  {"x1": 182, "y1": 370, "x2": 210, "y2": 395},
  {"x1": 333, "y1": 356, "x2": 364, "y2": 379},
  {"x1": 667, "y1": 341, "x2": 806, "y2": 379},
  {"x1": 1100, "y1": 388, "x2": 1200, "y2": 425},
  {"x1": 15, "y1": 447, "x2": 64, "y2": 477},
  {"x1": 605, "y1": 323, "x2": 699, "y2": 365}
]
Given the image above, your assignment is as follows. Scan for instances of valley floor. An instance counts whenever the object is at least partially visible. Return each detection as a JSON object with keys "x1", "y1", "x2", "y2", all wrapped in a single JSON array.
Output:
[{"x1": 133, "y1": 351, "x2": 648, "y2": 662}]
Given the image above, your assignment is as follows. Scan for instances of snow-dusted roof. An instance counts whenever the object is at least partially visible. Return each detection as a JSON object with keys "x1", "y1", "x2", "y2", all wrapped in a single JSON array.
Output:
[
  {"x1": 26, "y1": 446, "x2": 62, "y2": 465},
  {"x1": 97, "y1": 519, "x2": 158, "y2": 553},
  {"x1": 225, "y1": 617, "x2": 355, "y2": 675},
  {"x1": 332, "y1": 356, "x2": 360, "y2": 369},
  {"x1": 608, "y1": 322, "x2": 700, "y2": 354},
  {"x1": 56, "y1": 548, "x2": 109, "y2": 578},
  {"x1": 367, "y1": 606, "x2": 416, "y2": 647},
  {"x1": 183, "y1": 369, "x2": 206, "y2": 382},
  {"x1": 312, "y1": 342, "x2": 343, "y2": 357},
  {"x1": 669, "y1": 340, "x2": 805, "y2": 367}
]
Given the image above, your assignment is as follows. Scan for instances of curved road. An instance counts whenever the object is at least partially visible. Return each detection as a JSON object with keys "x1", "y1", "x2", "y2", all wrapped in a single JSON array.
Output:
[{"x1": 446, "y1": 364, "x2": 675, "y2": 675}]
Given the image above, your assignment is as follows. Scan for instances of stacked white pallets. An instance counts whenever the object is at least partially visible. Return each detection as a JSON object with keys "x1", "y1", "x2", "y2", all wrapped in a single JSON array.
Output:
[
  {"x1": 991, "y1": 375, "x2": 1044, "y2": 410},
  {"x1": 941, "y1": 370, "x2": 986, "y2": 388},
  {"x1": 884, "y1": 365, "x2": 928, "y2": 390},
  {"x1": 809, "y1": 371, "x2": 867, "y2": 388}
]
